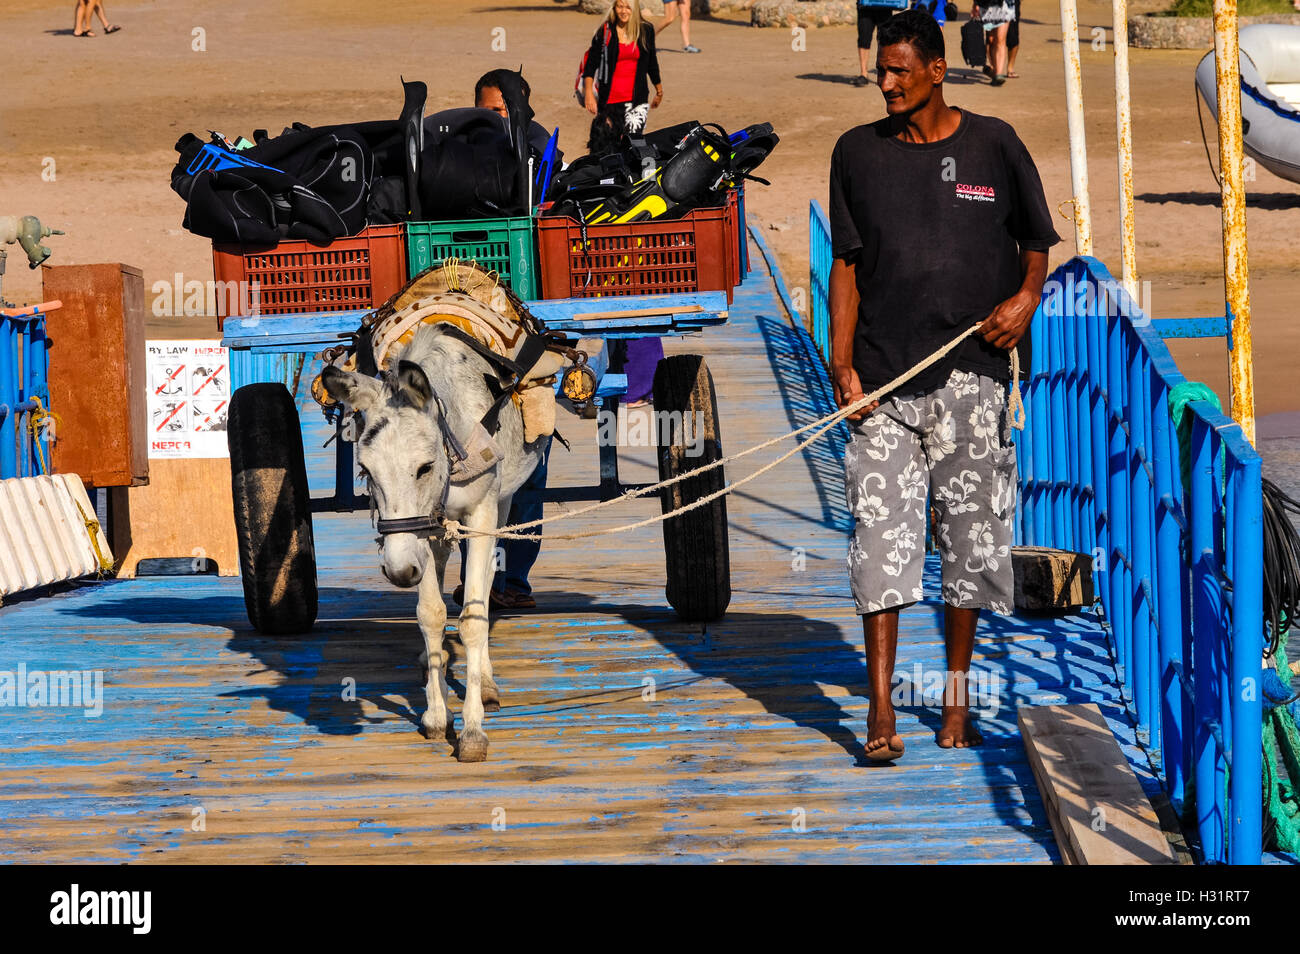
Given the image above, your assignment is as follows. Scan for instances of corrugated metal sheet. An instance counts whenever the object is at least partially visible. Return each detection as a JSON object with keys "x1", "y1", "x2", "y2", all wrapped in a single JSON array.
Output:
[{"x1": 0, "y1": 474, "x2": 112, "y2": 599}]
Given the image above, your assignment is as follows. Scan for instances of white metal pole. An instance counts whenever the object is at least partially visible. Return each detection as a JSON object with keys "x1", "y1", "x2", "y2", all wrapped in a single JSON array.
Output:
[
  {"x1": 1060, "y1": 0, "x2": 1094, "y2": 255},
  {"x1": 1113, "y1": 0, "x2": 1138, "y2": 297}
]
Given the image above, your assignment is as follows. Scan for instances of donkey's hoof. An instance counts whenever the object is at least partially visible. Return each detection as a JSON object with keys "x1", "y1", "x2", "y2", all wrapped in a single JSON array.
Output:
[
  {"x1": 482, "y1": 681, "x2": 501, "y2": 712},
  {"x1": 457, "y1": 728, "x2": 489, "y2": 762},
  {"x1": 419, "y1": 715, "x2": 455, "y2": 750}
]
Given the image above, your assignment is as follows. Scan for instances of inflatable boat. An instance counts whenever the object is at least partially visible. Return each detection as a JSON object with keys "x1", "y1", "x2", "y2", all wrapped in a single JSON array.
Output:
[{"x1": 1195, "y1": 24, "x2": 1300, "y2": 184}]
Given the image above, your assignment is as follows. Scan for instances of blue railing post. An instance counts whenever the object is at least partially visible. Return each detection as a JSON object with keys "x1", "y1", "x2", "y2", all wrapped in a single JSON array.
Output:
[
  {"x1": 1088, "y1": 301, "x2": 1109, "y2": 614},
  {"x1": 1190, "y1": 414, "x2": 1225, "y2": 861},
  {"x1": 0, "y1": 315, "x2": 15, "y2": 477},
  {"x1": 809, "y1": 201, "x2": 832, "y2": 366},
  {"x1": 1049, "y1": 305, "x2": 1068, "y2": 547},
  {"x1": 1128, "y1": 326, "x2": 1153, "y2": 743},
  {"x1": 1062, "y1": 308, "x2": 1080, "y2": 552},
  {"x1": 1228, "y1": 451, "x2": 1263, "y2": 864},
  {"x1": 1014, "y1": 368, "x2": 1034, "y2": 545},
  {"x1": 1072, "y1": 314, "x2": 1092, "y2": 559},
  {"x1": 1030, "y1": 299, "x2": 1050, "y2": 545},
  {"x1": 1215, "y1": 443, "x2": 1233, "y2": 863},
  {"x1": 1107, "y1": 311, "x2": 1131, "y2": 692},
  {"x1": 1151, "y1": 375, "x2": 1186, "y2": 799},
  {"x1": 1141, "y1": 352, "x2": 1161, "y2": 757},
  {"x1": 26, "y1": 314, "x2": 50, "y2": 476}
]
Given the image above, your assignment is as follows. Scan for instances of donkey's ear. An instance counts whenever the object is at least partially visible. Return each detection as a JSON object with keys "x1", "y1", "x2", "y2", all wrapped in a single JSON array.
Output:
[
  {"x1": 321, "y1": 365, "x2": 383, "y2": 411},
  {"x1": 395, "y1": 360, "x2": 432, "y2": 411}
]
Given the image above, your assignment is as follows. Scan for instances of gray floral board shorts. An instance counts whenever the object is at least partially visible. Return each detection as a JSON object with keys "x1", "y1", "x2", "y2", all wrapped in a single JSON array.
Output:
[{"x1": 844, "y1": 368, "x2": 1017, "y2": 616}]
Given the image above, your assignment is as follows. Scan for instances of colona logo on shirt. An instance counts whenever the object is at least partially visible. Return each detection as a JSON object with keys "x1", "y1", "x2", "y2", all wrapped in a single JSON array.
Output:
[{"x1": 955, "y1": 183, "x2": 996, "y2": 202}]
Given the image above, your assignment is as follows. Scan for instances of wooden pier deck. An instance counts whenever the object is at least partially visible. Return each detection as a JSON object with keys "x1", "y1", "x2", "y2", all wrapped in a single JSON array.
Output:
[{"x1": 0, "y1": 247, "x2": 1164, "y2": 863}]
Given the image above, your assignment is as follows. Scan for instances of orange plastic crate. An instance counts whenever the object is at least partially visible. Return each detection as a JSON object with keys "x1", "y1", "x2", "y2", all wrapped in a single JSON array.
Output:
[
  {"x1": 211, "y1": 224, "x2": 406, "y2": 322},
  {"x1": 536, "y1": 192, "x2": 738, "y2": 303}
]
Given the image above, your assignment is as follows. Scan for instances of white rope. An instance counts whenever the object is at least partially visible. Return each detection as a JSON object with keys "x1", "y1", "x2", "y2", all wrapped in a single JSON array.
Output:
[
  {"x1": 1009, "y1": 347, "x2": 1026, "y2": 431},
  {"x1": 447, "y1": 320, "x2": 1024, "y2": 542}
]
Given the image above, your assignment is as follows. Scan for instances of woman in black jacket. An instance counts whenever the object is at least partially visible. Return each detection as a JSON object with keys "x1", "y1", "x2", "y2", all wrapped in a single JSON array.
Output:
[{"x1": 581, "y1": 0, "x2": 663, "y2": 135}]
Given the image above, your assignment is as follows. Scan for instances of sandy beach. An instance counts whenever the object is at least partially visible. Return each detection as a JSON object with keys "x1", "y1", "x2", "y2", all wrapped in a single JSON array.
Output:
[{"x1": 1, "y1": 0, "x2": 1295, "y2": 413}]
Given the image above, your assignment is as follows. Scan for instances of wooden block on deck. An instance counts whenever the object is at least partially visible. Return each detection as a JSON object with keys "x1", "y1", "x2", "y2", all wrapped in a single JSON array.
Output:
[
  {"x1": 1012, "y1": 546, "x2": 1094, "y2": 612},
  {"x1": 1018, "y1": 704, "x2": 1177, "y2": 865},
  {"x1": 109, "y1": 458, "x2": 239, "y2": 578}
]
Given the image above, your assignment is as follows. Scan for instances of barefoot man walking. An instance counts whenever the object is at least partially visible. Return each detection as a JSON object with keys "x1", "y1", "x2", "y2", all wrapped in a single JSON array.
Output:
[{"x1": 827, "y1": 10, "x2": 1058, "y2": 760}]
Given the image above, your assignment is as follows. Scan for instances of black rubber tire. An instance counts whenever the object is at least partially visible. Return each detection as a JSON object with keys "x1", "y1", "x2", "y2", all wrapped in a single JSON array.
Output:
[
  {"x1": 228, "y1": 383, "x2": 318, "y2": 634},
  {"x1": 653, "y1": 354, "x2": 731, "y2": 622}
]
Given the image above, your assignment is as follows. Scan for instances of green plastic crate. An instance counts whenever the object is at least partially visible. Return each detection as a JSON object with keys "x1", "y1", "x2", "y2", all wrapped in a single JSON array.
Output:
[{"x1": 405, "y1": 216, "x2": 538, "y2": 299}]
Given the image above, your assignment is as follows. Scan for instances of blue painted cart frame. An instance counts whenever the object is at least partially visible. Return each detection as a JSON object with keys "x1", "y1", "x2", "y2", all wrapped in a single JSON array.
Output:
[{"x1": 221, "y1": 291, "x2": 731, "y2": 510}]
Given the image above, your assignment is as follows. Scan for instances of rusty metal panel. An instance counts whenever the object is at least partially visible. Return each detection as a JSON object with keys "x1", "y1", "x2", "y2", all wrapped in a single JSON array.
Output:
[{"x1": 41, "y1": 264, "x2": 149, "y2": 487}]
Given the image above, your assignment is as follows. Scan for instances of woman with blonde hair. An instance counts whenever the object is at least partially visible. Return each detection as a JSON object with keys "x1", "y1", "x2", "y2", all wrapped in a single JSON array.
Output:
[{"x1": 581, "y1": 0, "x2": 664, "y2": 135}]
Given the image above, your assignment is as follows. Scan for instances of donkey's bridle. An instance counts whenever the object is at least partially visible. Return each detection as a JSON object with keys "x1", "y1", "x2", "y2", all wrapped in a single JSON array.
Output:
[
  {"x1": 372, "y1": 386, "x2": 462, "y2": 542},
  {"x1": 374, "y1": 466, "x2": 453, "y2": 541},
  {"x1": 365, "y1": 321, "x2": 560, "y2": 543},
  {"x1": 376, "y1": 512, "x2": 447, "y2": 537}
]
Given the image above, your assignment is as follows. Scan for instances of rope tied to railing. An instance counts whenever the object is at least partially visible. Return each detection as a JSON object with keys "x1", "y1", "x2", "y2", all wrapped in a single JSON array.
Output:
[
  {"x1": 448, "y1": 319, "x2": 1024, "y2": 542},
  {"x1": 26, "y1": 397, "x2": 61, "y2": 476},
  {"x1": 1168, "y1": 380, "x2": 1223, "y2": 500}
]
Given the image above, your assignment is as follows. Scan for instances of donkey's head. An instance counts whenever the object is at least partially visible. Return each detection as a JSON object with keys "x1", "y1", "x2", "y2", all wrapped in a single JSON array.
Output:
[{"x1": 322, "y1": 361, "x2": 451, "y2": 588}]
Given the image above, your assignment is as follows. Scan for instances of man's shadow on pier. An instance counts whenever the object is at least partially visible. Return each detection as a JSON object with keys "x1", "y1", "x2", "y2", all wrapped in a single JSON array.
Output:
[
  {"x1": 528, "y1": 591, "x2": 878, "y2": 765},
  {"x1": 58, "y1": 584, "x2": 873, "y2": 762}
]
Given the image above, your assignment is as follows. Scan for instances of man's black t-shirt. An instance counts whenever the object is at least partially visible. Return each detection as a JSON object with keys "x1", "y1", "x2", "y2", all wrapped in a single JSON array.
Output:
[{"x1": 828, "y1": 109, "x2": 1060, "y2": 398}]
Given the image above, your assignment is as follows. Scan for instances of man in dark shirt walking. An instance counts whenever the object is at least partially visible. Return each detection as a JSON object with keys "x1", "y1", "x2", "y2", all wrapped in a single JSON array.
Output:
[{"x1": 827, "y1": 9, "x2": 1058, "y2": 760}]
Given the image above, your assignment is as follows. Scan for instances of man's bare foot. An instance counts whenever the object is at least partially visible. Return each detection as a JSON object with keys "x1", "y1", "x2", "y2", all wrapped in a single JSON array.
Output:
[
  {"x1": 865, "y1": 702, "x2": 905, "y2": 761},
  {"x1": 936, "y1": 707, "x2": 983, "y2": 748}
]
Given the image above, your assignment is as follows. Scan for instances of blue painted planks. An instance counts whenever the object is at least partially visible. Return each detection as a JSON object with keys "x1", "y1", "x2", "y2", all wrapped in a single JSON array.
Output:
[{"x1": 0, "y1": 243, "x2": 1162, "y2": 864}]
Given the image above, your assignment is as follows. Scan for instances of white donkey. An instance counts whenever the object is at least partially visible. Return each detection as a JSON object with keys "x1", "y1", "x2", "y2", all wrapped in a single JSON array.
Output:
[{"x1": 322, "y1": 324, "x2": 546, "y2": 762}]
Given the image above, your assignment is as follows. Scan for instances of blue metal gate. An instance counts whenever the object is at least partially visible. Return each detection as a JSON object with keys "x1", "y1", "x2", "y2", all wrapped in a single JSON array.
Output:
[
  {"x1": 808, "y1": 203, "x2": 1265, "y2": 863},
  {"x1": 0, "y1": 305, "x2": 52, "y2": 479}
]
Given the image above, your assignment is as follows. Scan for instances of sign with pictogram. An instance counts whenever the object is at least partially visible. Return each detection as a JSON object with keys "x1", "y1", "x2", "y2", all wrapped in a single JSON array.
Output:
[{"x1": 145, "y1": 340, "x2": 230, "y2": 458}]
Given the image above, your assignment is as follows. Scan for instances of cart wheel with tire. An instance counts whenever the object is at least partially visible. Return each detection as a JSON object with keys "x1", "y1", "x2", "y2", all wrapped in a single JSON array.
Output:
[
  {"x1": 653, "y1": 354, "x2": 731, "y2": 622},
  {"x1": 227, "y1": 382, "x2": 318, "y2": 635}
]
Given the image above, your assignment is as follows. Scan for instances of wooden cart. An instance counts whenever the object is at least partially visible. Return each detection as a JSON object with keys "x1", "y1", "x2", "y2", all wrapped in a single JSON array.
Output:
[{"x1": 220, "y1": 291, "x2": 734, "y2": 634}]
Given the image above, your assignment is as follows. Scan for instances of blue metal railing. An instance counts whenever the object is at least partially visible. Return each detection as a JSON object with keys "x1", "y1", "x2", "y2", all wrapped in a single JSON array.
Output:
[
  {"x1": 1019, "y1": 256, "x2": 1262, "y2": 864},
  {"x1": 806, "y1": 203, "x2": 1264, "y2": 863},
  {"x1": 0, "y1": 307, "x2": 51, "y2": 479},
  {"x1": 809, "y1": 200, "x2": 832, "y2": 365}
]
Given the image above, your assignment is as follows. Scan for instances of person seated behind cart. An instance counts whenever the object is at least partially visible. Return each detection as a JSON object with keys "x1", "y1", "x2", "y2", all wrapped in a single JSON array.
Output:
[
  {"x1": 475, "y1": 69, "x2": 557, "y2": 165},
  {"x1": 450, "y1": 72, "x2": 558, "y2": 613}
]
